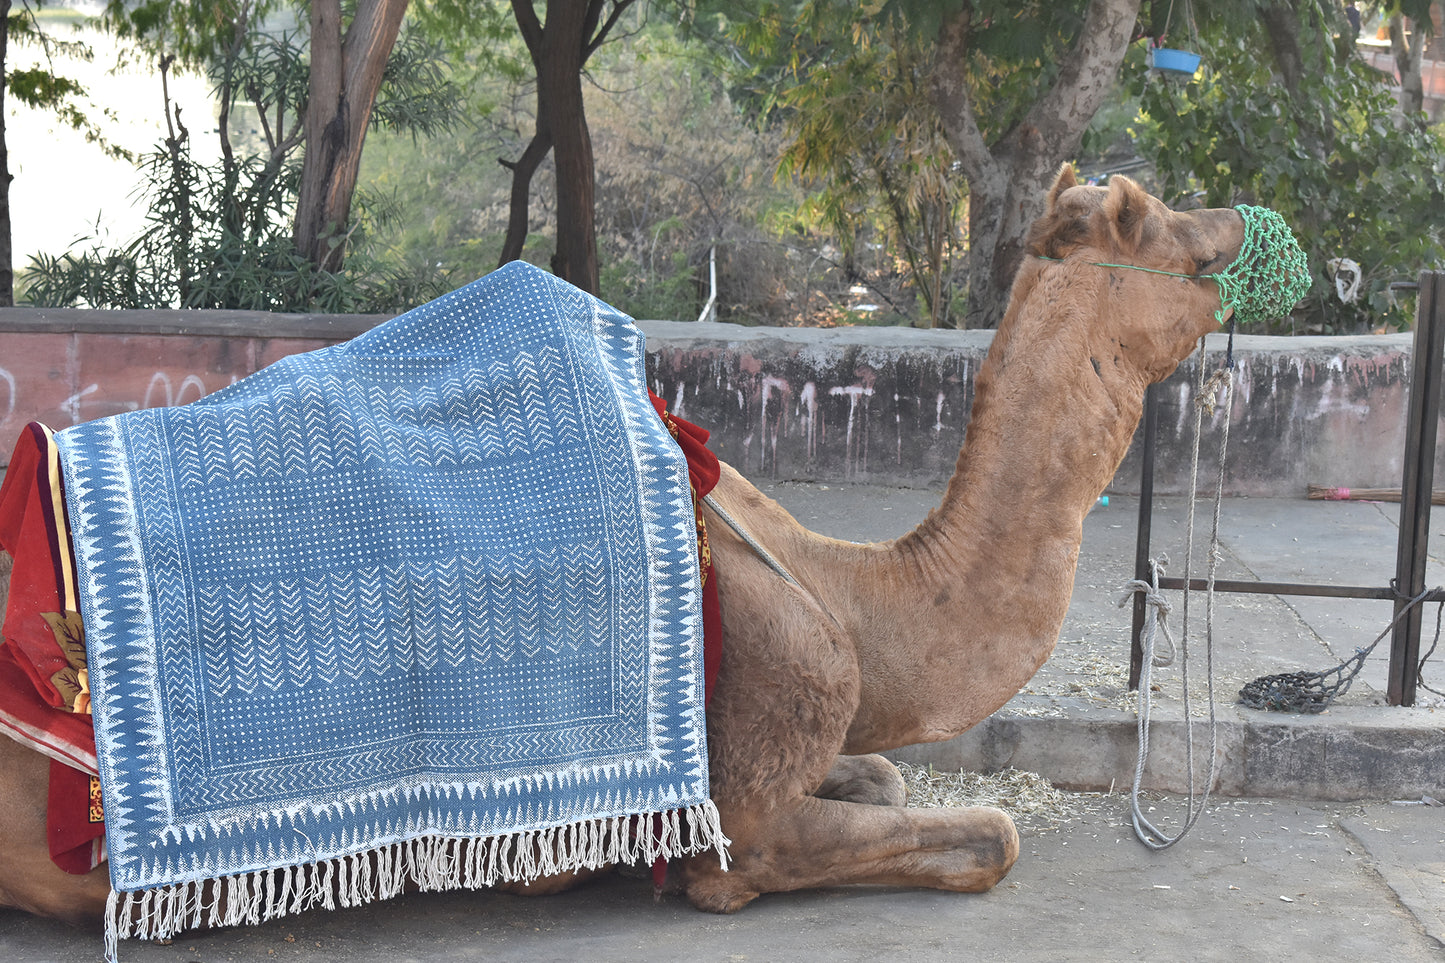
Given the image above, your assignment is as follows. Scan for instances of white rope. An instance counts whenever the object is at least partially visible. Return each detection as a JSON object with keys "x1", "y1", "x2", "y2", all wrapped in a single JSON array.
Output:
[
  {"x1": 703, "y1": 493, "x2": 802, "y2": 588},
  {"x1": 1124, "y1": 339, "x2": 1228, "y2": 850}
]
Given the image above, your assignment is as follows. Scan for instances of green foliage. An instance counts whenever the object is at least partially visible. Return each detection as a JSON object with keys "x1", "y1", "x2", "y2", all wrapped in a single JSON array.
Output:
[
  {"x1": 370, "y1": 31, "x2": 469, "y2": 140},
  {"x1": 21, "y1": 137, "x2": 452, "y2": 312},
  {"x1": 600, "y1": 248, "x2": 700, "y2": 321},
  {"x1": 587, "y1": 25, "x2": 815, "y2": 323},
  {"x1": 21, "y1": 6, "x2": 464, "y2": 313},
  {"x1": 7, "y1": 3, "x2": 132, "y2": 161},
  {"x1": 1130, "y1": 10, "x2": 1445, "y2": 333},
  {"x1": 722, "y1": 4, "x2": 962, "y2": 325},
  {"x1": 407, "y1": 0, "x2": 524, "y2": 79},
  {"x1": 354, "y1": 16, "x2": 811, "y2": 324},
  {"x1": 775, "y1": 20, "x2": 963, "y2": 326},
  {"x1": 97, "y1": 0, "x2": 292, "y2": 69},
  {"x1": 708, "y1": 0, "x2": 1102, "y2": 327}
]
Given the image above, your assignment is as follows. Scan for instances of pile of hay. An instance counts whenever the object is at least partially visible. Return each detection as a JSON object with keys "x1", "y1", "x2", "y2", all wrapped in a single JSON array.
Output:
[{"x1": 897, "y1": 763, "x2": 1113, "y2": 831}]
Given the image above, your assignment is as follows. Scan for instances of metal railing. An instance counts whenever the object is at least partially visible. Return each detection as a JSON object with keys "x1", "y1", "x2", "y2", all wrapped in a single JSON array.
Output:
[{"x1": 1129, "y1": 270, "x2": 1445, "y2": 707}]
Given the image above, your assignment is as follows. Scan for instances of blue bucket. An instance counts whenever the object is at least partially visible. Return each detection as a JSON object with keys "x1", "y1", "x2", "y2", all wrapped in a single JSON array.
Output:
[{"x1": 1148, "y1": 47, "x2": 1201, "y2": 75}]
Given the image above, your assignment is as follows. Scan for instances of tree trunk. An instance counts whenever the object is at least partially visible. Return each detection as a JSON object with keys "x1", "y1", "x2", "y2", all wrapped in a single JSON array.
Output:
[
  {"x1": 929, "y1": 0, "x2": 1139, "y2": 328},
  {"x1": 293, "y1": 0, "x2": 408, "y2": 273},
  {"x1": 541, "y1": 1, "x2": 598, "y2": 294},
  {"x1": 1389, "y1": 14, "x2": 1427, "y2": 120},
  {"x1": 1259, "y1": 2, "x2": 1306, "y2": 94},
  {"x1": 1256, "y1": 2, "x2": 1331, "y2": 240},
  {"x1": 498, "y1": 128, "x2": 553, "y2": 265},
  {"x1": 498, "y1": 0, "x2": 632, "y2": 295},
  {"x1": 0, "y1": 0, "x2": 13, "y2": 307}
]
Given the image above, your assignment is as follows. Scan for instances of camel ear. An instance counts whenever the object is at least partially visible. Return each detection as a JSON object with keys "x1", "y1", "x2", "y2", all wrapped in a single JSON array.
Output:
[
  {"x1": 1103, "y1": 175, "x2": 1149, "y2": 252},
  {"x1": 1045, "y1": 163, "x2": 1078, "y2": 214}
]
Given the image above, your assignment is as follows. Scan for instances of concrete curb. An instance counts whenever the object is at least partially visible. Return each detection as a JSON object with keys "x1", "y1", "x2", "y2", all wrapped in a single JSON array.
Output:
[{"x1": 888, "y1": 700, "x2": 1445, "y2": 801}]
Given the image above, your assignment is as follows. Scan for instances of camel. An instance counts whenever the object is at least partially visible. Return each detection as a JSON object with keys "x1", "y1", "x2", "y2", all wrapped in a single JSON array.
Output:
[{"x1": 0, "y1": 165, "x2": 1248, "y2": 929}]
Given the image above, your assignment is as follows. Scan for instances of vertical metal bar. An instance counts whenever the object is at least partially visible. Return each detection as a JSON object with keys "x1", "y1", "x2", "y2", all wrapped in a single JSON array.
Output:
[
  {"x1": 1129, "y1": 383, "x2": 1160, "y2": 690},
  {"x1": 1389, "y1": 271, "x2": 1445, "y2": 706}
]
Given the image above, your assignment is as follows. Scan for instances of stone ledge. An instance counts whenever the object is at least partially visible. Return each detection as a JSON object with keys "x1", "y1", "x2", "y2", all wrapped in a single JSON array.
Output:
[
  {"x1": 0, "y1": 309, "x2": 1431, "y2": 496},
  {"x1": 887, "y1": 700, "x2": 1445, "y2": 800}
]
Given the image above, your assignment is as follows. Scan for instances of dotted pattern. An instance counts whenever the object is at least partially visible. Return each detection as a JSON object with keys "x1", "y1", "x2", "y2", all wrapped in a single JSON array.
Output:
[{"x1": 56, "y1": 262, "x2": 709, "y2": 890}]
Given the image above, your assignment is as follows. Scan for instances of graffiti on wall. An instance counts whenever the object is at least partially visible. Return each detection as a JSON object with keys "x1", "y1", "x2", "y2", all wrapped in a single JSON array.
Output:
[{"x1": 0, "y1": 331, "x2": 266, "y2": 465}]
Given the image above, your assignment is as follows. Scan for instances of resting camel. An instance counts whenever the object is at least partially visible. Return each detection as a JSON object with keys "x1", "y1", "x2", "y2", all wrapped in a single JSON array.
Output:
[{"x1": 0, "y1": 165, "x2": 1247, "y2": 928}]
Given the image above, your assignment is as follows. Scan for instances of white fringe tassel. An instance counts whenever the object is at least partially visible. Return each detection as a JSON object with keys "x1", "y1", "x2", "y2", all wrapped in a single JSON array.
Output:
[{"x1": 103, "y1": 800, "x2": 728, "y2": 962}]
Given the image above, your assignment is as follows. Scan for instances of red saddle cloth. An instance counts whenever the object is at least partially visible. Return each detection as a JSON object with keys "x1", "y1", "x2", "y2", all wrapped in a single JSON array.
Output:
[
  {"x1": 650, "y1": 392, "x2": 722, "y2": 702},
  {"x1": 1, "y1": 401, "x2": 723, "y2": 879},
  {"x1": 647, "y1": 393, "x2": 723, "y2": 890},
  {"x1": 0, "y1": 423, "x2": 104, "y2": 873}
]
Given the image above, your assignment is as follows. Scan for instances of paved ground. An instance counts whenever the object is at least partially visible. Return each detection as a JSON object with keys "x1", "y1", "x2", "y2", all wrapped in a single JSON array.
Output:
[
  {"x1": 3, "y1": 483, "x2": 1443, "y2": 960},
  {"x1": 5, "y1": 796, "x2": 1440, "y2": 962}
]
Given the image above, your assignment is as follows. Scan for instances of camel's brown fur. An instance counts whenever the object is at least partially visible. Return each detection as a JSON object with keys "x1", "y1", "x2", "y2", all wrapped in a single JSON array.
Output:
[{"x1": 0, "y1": 166, "x2": 1246, "y2": 927}]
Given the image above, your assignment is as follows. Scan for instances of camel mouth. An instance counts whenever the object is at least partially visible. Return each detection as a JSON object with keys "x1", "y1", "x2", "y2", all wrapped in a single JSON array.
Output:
[{"x1": 1208, "y1": 205, "x2": 1310, "y2": 327}]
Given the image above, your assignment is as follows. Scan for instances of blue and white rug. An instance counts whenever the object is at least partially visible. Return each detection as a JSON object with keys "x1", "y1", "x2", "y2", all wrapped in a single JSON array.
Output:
[{"x1": 54, "y1": 262, "x2": 726, "y2": 955}]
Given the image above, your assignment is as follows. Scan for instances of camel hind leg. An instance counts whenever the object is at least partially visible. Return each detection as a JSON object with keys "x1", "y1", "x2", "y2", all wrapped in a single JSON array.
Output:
[{"x1": 682, "y1": 794, "x2": 1018, "y2": 914}]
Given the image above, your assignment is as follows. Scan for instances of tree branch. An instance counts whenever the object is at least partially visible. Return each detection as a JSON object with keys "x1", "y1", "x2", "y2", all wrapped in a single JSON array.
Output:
[
  {"x1": 584, "y1": 0, "x2": 636, "y2": 59},
  {"x1": 1026, "y1": 0, "x2": 1140, "y2": 152},
  {"x1": 928, "y1": 5, "x2": 994, "y2": 185},
  {"x1": 511, "y1": 0, "x2": 544, "y2": 60}
]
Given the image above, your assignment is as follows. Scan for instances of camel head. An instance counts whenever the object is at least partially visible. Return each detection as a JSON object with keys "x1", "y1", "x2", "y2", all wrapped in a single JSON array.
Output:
[{"x1": 1021, "y1": 164, "x2": 1251, "y2": 385}]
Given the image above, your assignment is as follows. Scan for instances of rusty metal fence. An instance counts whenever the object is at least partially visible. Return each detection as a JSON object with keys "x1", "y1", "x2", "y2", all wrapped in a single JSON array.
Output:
[{"x1": 1130, "y1": 271, "x2": 1445, "y2": 707}]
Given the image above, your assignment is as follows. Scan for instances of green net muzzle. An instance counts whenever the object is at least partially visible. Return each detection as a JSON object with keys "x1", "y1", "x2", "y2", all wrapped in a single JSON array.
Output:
[
  {"x1": 1034, "y1": 203, "x2": 1311, "y2": 326},
  {"x1": 1208, "y1": 205, "x2": 1311, "y2": 326}
]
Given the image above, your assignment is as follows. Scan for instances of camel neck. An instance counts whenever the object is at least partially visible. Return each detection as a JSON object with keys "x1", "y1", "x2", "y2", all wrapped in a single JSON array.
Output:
[
  {"x1": 840, "y1": 282, "x2": 1151, "y2": 752},
  {"x1": 910, "y1": 309, "x2": 1146, "y2": 572}
]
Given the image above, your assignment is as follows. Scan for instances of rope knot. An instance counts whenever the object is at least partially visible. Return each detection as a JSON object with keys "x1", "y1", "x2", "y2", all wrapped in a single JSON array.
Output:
[
  {"x1": 1195, "y1": 368, "x2": 1233, "y2": 415},
  {"x1": 1116, "y1": 578, "x2": 1171, "y2": 617},
  {"x1": 1117, "y1": 560, "x2": 1176, "y2": 668}
]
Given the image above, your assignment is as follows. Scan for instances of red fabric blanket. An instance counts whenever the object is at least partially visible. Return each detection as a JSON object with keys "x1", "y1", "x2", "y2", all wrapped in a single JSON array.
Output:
[
  {"x1": 650, "y1": 392, "x2": 722, "y2": 701},
  {"x1": 0, "y1": 423, "x2": 104, "y2": 873}
]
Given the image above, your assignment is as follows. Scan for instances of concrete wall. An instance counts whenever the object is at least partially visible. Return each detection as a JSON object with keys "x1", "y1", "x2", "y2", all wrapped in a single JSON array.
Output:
[{"x1": 0, "y1": 308, "x2": 1432, "y2": 497}]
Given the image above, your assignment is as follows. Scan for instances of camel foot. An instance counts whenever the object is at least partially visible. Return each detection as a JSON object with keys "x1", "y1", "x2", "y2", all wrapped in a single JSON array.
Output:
[
  {"x1": 815, "y1": 754, "x2": 907, "y2": 807},
  {"x1": 923, "y1": 805, "x2": 1020, "y2": 892},
  {"x1": 493, "y1": 866, "x2": 606, "y2": 897},
  {"x1": 682, "y1": 870, "x2": 760, "y2": 915}
]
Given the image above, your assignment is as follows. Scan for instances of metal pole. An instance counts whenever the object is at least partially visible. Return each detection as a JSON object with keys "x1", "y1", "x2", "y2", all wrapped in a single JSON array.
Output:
[
  {"x1": 1154, "y1": 576, "x2": 1414, "y2": 600},
  {"x1": 1389, "y1": 271, "x2": 1445, "y2": 706},
  {"x1": 1129, "y1": 383, "x2": 1160, "y2": 690}
]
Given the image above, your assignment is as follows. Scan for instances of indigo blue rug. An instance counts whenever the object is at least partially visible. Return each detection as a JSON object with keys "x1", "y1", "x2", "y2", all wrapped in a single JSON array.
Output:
[{"x1": 54, "y1": 262, "x2": 725, "y2": 953}]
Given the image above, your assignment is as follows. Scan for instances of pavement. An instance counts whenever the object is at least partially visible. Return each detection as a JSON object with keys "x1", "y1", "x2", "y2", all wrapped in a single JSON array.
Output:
[{"x1": 3, "y1": 484, "x2": 1444, "y2": 960}]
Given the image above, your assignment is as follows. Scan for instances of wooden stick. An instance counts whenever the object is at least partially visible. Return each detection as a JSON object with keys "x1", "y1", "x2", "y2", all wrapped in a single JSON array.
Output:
[{"x1": 1307, "y1": 484, "x2": 1445, "y2": 505}]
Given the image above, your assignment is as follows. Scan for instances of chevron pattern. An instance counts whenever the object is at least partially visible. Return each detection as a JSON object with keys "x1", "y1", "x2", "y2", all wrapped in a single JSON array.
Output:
[{"x1": 54, "y1": 262, "x2": 711, "y2": 895}]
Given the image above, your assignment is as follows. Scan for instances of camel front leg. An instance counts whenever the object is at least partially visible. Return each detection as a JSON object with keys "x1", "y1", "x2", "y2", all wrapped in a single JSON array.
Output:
[
  {"x1": 815, "y1": 754, "x2": 907, "y2": 806},
  {"x1": 682, "y1": 794, "x2": 1019, "y2": 914}
]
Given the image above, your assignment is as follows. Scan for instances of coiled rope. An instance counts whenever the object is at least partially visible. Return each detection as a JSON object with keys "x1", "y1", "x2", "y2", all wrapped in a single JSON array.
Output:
[{"x1": 1120, "y1": 339, "x2": 1231, "y2": 850}]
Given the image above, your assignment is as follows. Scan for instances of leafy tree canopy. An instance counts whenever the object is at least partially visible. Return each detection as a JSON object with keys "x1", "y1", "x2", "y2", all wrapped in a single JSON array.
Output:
[
  {"x1": 8, "y1": 4, "x2": 130, "y2": 160},
  {"x1": 1130, "y1": 0, "x2": 1445, "y2": 332},
  {"x1": 21, "y1": 1, "x2": 466, "y2": 310}
]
